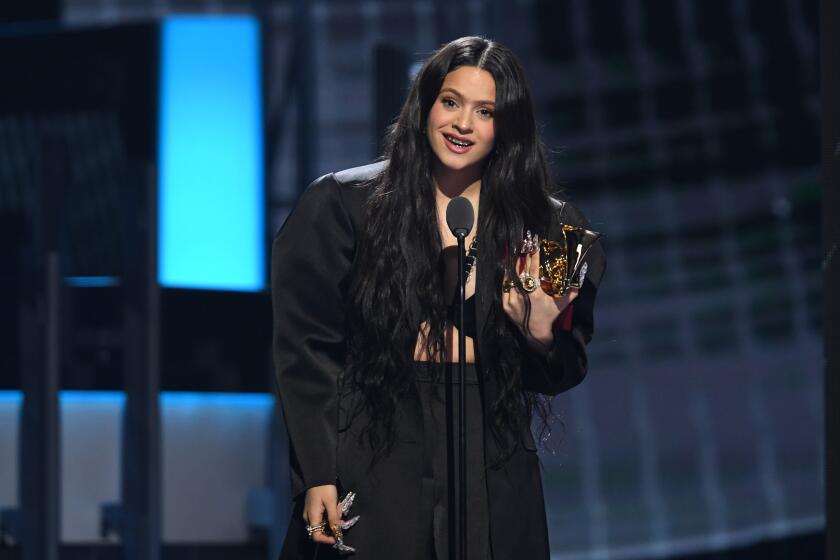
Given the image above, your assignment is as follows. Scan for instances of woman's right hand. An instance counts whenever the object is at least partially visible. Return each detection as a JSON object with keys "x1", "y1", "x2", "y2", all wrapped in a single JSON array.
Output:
[{"x1": 303, "y1": 484, "x2": 340, "y2": 545}]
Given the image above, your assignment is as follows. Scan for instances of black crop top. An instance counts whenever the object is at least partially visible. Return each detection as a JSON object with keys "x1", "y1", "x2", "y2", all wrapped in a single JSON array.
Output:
[
  {"x1": 447, "y1": 294, "x2": 477, "y2": 338},
  {"x1": 445, "y1": 238, "x2": 478, "y2": 337}
]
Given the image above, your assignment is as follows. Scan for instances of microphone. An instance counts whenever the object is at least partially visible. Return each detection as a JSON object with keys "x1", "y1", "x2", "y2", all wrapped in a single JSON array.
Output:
[{"x1": 445, "y1": 196, "x2": 474, "y2": 239}]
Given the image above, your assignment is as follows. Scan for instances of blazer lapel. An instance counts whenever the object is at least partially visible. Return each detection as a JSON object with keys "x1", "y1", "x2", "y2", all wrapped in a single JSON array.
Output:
[{"x1": 474, "y1": 185, "x2": 498, "y2": 374}]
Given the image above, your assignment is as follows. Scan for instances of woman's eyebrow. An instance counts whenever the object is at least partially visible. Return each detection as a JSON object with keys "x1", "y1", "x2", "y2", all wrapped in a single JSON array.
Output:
[{"x1": 439, "y1": 87, "x2": 496, "y2": 106}]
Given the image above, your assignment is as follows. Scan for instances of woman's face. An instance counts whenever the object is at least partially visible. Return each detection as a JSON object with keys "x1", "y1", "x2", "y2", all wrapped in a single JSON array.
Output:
[{"x1": 426, "y1": 66, "x2": 496, "y2": 174}]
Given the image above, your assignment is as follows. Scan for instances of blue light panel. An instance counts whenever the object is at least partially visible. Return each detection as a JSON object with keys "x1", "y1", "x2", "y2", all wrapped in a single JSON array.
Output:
[
  {"x1": 161, "y1": 391, "x2": 272, "y2": 409},
  {"x1": 65, "y1": 276, "x2": 121, "y2": 288},
  {"x1": 0, "y1": 391, "x2": 271, "y2": 409},
  {"x1": 0, "y1": 391, "x2": 22, "y2": 404},
  {"x1": 159, "y1": 16, "x2": 265, "y2": 291}
]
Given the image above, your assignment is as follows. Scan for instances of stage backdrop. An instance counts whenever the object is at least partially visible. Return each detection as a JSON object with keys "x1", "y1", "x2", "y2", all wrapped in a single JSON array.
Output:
[
  {"x1": 257, "y1": 1, "x2": 823, "y2": 558},
  {"x1": 53, "y1": 0, "x2": 822, "y2": 558}
]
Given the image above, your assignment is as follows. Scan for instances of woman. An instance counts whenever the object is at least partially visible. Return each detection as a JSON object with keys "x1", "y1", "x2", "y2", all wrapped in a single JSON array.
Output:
[{"x1": 272, "y1": 36, "x2": 605, "y2": 559}]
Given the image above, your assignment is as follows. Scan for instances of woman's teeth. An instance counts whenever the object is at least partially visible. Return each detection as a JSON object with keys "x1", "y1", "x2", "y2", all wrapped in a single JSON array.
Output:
[{"x1": 445, "y1": 135, "x2": 472, "y2": 147}]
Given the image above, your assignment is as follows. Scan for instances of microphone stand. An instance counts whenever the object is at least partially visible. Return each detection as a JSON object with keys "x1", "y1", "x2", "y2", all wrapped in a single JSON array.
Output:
[
  {"x1": 445, "y1": 195, "x2": 473, "y2": 560},
  {"x1": 455, "y1": 229, "x2": 467, "y2": 560}
]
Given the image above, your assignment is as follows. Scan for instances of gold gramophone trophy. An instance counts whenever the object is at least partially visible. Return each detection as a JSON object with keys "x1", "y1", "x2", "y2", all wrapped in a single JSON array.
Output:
[{"x1": 539, "y1": 224, "x2": 602, "y2": 298}]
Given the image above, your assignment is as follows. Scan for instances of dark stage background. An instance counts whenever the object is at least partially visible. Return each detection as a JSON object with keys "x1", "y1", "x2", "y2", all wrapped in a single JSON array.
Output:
[{"x1": 0, "y1": 0, "x2": 824, "y2": 559}]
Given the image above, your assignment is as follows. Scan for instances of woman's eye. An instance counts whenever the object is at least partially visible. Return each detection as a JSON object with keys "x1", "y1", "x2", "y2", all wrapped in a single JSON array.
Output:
[
  {"x1": 478, "y1": 108, "x2": 494, "y2": 119},
  {"x1": 442, "y1": 98, "x2": 457, "y2": 108}
]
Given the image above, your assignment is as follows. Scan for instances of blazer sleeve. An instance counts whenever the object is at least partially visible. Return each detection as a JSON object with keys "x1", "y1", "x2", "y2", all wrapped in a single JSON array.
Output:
[
  {"x1": 521, "y1": 201, "x2": 606, "y2": 395},
  {"x1": 271, "y1": 173, "x2": 355, "y2": 499}
]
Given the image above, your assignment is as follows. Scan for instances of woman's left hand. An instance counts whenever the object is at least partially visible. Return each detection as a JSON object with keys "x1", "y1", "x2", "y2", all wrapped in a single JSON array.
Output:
[{"x1": 502, "y1": 242, "x2": 578, "y2": 350}]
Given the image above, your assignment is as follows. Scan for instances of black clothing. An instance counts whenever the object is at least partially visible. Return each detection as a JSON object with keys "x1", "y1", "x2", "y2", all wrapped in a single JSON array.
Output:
[
  {"x1": 447, "y1": 294, "x2": 477, "y2": 338},
  {"x1": 415, "y1": 362, "x2": 490, "y2": 559},
  {"x1": 446, "y1": 236, "x2": 478, "y2": 337},
  {"x1": 271, "y1": 162, "x2": 606, "y2": 560},
  {"x1": 279, "y1": 363, "x2": 491, "y2": 560}
]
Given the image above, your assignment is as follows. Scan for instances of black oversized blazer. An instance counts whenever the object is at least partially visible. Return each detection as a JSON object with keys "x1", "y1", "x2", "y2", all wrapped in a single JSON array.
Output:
[{"x1": 271, "y1": 162, "x2": 606, "y2": 560}]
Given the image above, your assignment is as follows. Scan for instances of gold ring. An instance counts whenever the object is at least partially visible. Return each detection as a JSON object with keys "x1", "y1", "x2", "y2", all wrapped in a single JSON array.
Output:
[
  {"x1": 306, "y1": 521, "x2": 326, "y2": 536},
  {"x1": 503, "y1": 279, "x2": 515, "y2": 292},
  {"x1": 519, "y1": 272, "x2": 537, "y2": 293}
]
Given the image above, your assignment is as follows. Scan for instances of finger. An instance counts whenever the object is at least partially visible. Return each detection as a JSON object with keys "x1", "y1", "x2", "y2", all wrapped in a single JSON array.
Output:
[
  {"x1": 501, "y1": 272, "x2": 515, "y2": 314},
  {"x1": 305, "y1": 501, "x2": 321, "y2": 526},
  {"x1": 503, "y1": 285, "x2": 513, "y2": 315},
  {"x1": 326, "y1": 498, "x2": 342, "y2": 544},
  {"x1": 502, "y1": 264, "x2": 520, "y2": 305},
  {"x1": 530, "y1": 238, "x2": 541, "y2": 277},
  {"x1": 554, "y1": 287, "x2": 579, "y2": 313},
  {"x1": 312, "y1": 530, "x2": 335, "y2": 545},
  {"x1": 307, "y1": 504, "x2": 335, "y2": 545},
  {"x1": 508, "y1": 293, "x2": 525, "y2": 331},
  {"x1": 326, "y1": 498, "x2": 341, "y2": 531}
]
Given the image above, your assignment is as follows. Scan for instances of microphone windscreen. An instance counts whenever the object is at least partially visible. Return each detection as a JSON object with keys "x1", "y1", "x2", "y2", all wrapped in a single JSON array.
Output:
[{"x1": 445, "y1": 196, "x2": 474, "y2": 236}]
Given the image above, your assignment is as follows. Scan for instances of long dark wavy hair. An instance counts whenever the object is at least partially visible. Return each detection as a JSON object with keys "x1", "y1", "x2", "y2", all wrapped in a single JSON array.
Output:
[{"x1": 345, "y1": 36, "x2": 556, "y2": 463}]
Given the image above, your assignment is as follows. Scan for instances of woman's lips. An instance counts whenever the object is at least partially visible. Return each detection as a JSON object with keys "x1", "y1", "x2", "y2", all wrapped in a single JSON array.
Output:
[{"x1": 443, "y1": 133, "x2": 473, "y2": 154}]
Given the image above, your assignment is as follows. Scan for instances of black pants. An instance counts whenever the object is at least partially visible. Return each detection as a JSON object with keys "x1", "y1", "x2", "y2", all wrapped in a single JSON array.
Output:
[{"x1": 414, "y1": 361, "x2": 492, "y2": 560}]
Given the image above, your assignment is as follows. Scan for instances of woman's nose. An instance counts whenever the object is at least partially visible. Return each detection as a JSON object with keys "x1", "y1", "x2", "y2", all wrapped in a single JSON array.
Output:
[{"x1": 453, "y1": 111, "x2": 473, "y2": 133}]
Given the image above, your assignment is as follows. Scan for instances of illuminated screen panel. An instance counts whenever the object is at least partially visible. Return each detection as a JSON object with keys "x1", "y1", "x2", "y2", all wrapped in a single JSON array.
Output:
[{"x1": 159, "y1": 16, "x2": 265, "y2": 291}]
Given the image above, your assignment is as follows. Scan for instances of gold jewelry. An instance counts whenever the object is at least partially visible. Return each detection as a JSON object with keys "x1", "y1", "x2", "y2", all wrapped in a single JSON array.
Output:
[
  {"x1": 519, "y1": 272, "x2": 537, "y2": 293},
  {"x1": 306, "y1": 521, "x2": 326, "y2": 537},
  {"x1": 503, "y1": 279, "x2": 515, "y2": 292}
]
